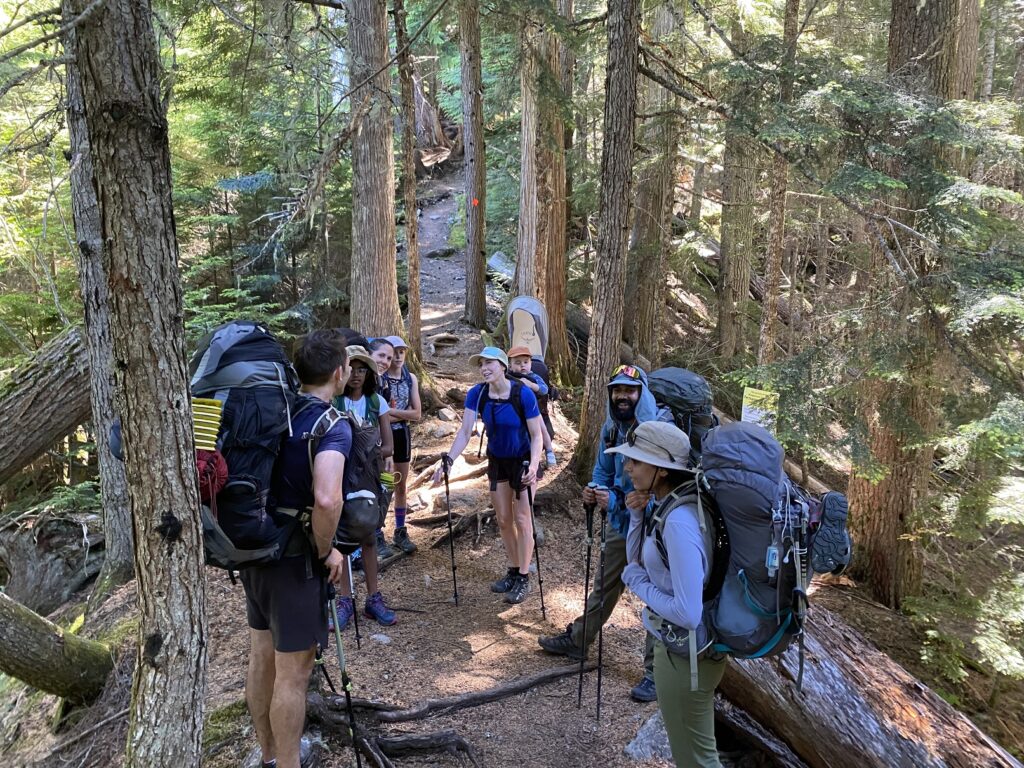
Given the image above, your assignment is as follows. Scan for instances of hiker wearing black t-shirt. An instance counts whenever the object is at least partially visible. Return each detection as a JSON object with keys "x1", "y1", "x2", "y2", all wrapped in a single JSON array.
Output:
[
  {"x1": 433, "y1": 347, "x2": 544, "y2": 605},
  {"x1": 241, "y1": 329, "x2": 351, "y2": 768}
]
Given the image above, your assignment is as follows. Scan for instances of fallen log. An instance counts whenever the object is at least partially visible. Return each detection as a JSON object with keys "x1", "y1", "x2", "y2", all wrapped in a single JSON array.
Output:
[
  {"x1": 0, "y1": 326, "x2": 90, "y2": 487},
  {"x1": 0, "y1": 592, "x2": 113, "y2": 704},
  {"x1": 719, "y1": 606, "x2": 1022, "y2": 768}
]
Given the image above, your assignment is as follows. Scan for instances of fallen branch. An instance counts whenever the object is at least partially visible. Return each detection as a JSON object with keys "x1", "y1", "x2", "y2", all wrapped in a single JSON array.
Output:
[
  {"x1": 431, "y1": 508, "x2": 495, "y2": 549},
  {"x1": 376, "y1": 729, "x2": 480, "y2": 766}
]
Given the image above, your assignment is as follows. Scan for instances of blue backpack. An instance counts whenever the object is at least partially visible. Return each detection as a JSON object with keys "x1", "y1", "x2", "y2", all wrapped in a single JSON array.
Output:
[{"x1": 644, "y1": 421, "x2": 814, "y2": 690}]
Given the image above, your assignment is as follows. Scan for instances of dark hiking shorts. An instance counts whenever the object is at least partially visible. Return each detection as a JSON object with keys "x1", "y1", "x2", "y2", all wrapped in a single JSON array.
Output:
[
  {"x1": 391, "y1": 422, "x2": 412, "y2": 464},
  {"x1": 240, "y1": 556, "x2": 327, "y2": 653},
  {"x1": 487, "y1": 454, "x2": 544, "y2": 493}
]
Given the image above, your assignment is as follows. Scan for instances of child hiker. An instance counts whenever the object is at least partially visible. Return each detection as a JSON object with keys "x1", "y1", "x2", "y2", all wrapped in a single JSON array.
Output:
[
  {"x1": 375, "y1": 336, "x2": 421, "y2": 554},
  {"x1": 433, "y1": 347, "x2": 544, "y2": 604},
  {"x1": 506, "y1": 346, "x2": 557, "y2": 466}
]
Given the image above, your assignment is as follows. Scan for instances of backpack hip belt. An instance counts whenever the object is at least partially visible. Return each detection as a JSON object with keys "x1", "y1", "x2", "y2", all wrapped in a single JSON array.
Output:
[{"x1": 644, "y1": 606, "x2": 717, "y2": 691}]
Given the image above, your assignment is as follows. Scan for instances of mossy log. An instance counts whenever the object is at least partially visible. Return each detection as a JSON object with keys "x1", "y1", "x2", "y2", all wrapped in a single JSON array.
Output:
[
  {"x1": 0, "y1": 326, "x2": 90, "y2": 487},
  {"x1": 0, "y1": 592, "x2": 113, "y2": 704}
]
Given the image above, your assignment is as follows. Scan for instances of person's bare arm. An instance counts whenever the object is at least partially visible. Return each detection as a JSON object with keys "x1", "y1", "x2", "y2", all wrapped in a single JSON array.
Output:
[
  {"x1": 522, "y1": 415, "x2": 544, "y2": 485},
  {"x1": 432, "y1": 406, "x2": 477, "y2": 484},
  {"x1": 389, "y1": 373, "x2": 422, "y2": 422},
  {"x1": 311, "y1": 451, "x2": 345, "y2": 583}
]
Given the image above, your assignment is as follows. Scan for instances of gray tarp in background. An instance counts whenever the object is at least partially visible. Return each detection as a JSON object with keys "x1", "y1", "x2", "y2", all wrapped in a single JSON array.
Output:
[{"x1": 507, "y1": 295, "x2": 549, "y2": 358}]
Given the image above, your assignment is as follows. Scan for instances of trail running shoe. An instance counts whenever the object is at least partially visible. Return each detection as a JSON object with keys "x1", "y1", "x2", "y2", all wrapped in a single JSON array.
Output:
[
  {"x1": 490, "y1": 567, "x2": 519, "y2": 593},
  {"x1": 538, "y1": 625, "x2": 585, "y2": 660},
  {"x1": 630, "y1": 676, "x2": 657, "y2": 702},
  {"x1": 505, "y1": 573, "x2": 531, "y2": 604},
  {"x1": 812, "y1": 491, "x2": 852, "y2": 575},
  {"x1": 329, "y1": 596, "x2": 355, "y2": 632},
  {"x1": 364, "y1": 591, "x2": 397, "y2": 626},
  {"x1": 375, "y1": 530, "x2": 395, "y2": 560},
  {"x1": 393, "y1": 525, "x2": 418, "y2": 554}
]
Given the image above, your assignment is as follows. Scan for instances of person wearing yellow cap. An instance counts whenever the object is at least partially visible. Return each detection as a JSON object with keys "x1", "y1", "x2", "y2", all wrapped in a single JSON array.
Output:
[{"x1": 433, "y1": 346, "x2": 545, "y2": 605}]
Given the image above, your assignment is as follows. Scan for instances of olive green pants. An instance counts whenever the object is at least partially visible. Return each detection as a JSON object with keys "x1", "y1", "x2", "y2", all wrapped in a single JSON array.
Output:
[
  {"x1": 570, "y1": 524, "x2": 655, "y2": 678},
  {"x1": 653, "y1": 641, "x2": 727, "y2": 768}
]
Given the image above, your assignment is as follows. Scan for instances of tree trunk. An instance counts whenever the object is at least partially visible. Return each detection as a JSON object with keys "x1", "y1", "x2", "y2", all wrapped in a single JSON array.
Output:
[
  {"x1": 980, "y1": 1, "x2": 998, "y2": 100},
  {"x1": 718, "y1": 21, "x2": 758, "y2": 361},
  {"x1": 689, "y1": 158, "x2": 706, "y2": 227},
  {"x1": 349, "y1": 0, "x2": 403, "y2": 337},
  {"x1": 625, "y1": 4, "x2": 677, "y2": 368},
  {"x1": 515, "y1": 17, "x2": 543, "y2": 301},
  {"x1": 0, "y1": 327, "x2": 90, "y2": 488},
  {"x1": 0, "y1": 507, "x2": 104, "y2": 615},
  {"x1": 413, "y1": 71, "x2": 449, "y2": 149},
  {"x1": 542, "y1": 4, "x2": 573, "y2": 380},
  {"x1": 62, "y1": 1, "x2": 134, "y2": 598},
  {"x1": 573, "y1": 0, "x2": 639, "y2": 476},
  {"x1": 888, "y1": 0, "x2": 978, "y2": 100},
  {"x1": 72, "y1": 0, "x2": 207, "y2": 762},
  {"x1": 718, "y1": 605, "x2": 1022, "y2": 768},
  {"x1": 757, "y1": 0, "x2": 800, "y2": 366},
  {"x1": 460, "y1": 0, "x2": 487, "y2": 329},
  {"x1": 395, "y1": 0, "x2": 422, "y2": 362},
  {"x1": 0, "y1": 592, "x2": 112, "y2": 704}
]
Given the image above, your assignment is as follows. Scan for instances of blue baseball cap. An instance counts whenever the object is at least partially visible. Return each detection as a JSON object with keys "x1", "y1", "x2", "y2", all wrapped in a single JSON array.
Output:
[
  {"x1": 470, "y1": 346, "x2": 509, "y2": 369},
  {"x1": 385, "y1": 335, "x2": 408, "y2": 349}
]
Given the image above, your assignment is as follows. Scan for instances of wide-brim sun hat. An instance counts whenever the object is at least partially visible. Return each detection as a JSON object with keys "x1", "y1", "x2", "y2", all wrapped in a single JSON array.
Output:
[
  {"x1": 605, "y1": 421, "x2": 692, "y2": 471},
  {"x1": 607, "y1": 363, "x2": 646, "y2": 389},
  {"x1": 346, "y1": 345, "x2": 377, "y2": 371},
  {"x1": 385, "y1": 335, "x2": 408, "y2": 349},
  {"x1": 469, "y1": 346, "x2": 509, "y2": 369}
]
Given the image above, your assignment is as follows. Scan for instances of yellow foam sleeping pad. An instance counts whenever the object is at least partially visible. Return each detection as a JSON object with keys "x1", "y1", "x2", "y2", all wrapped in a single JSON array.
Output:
[{"x1": 192, "y1": 397, "x2": 224, "y2": 451}]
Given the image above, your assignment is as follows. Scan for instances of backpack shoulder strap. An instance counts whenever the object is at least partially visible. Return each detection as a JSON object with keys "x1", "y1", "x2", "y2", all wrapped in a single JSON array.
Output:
[
  {"x1": 302, "y1": 404, "x2": 345, "y2": 474},
  {"x1": 508, "y1": 380, "x2": 528, "y2": 428},
  {"x1": 646, "y1": 476, "x2": 722, "y2": 600}
]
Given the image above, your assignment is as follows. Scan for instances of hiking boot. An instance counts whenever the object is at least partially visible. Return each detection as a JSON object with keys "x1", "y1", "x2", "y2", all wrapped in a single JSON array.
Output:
[
  {"x1": 630, "y1": 676, "x2": 657, "y2": 702},
  {"x1": 364, "y1": 591, "x2": 397, "y2": 626},
  {"x1": 329, "y1": 596, "x2": 355, "y2": 632},
  {"x1": 375, "y1": 530, "x2": 395, "y2": 560},
  {"x1": 545, "y1": 449, "x2": 557, "y2": 467},
  {"x1": 812, "y1": 491, "x2": 852, "y2": 575},
  {"x1": 393, "y1": 525, "x2": 418, "y2": 554},
  {"x1": 538, "y1": 625, "x2": 585, "y2": 660},
  {"x1": 505, "y1": 573, "x2": 531, "y2": 604},
  {"x1": 490, "y1": 567, "x2": 519, "y2": 593}
]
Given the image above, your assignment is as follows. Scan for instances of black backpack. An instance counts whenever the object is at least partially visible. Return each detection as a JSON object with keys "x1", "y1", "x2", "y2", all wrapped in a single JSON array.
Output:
[
  {"x1": 475, "y1": 380, "x2": 528, "y2": 457},
  {"x1": 334, "y1": 410, "x2": 389, "y2": 554},
  {"x1": 648, "y1": 367, "x2": 718, "y2": 464},
  {"x1": 190, "y1": 321, "x2": 315, "y2": 570}
]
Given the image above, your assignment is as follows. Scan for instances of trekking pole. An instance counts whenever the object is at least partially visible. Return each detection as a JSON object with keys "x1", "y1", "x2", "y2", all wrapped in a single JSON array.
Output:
[
  {"x1": 595, "y1": 504, "x2": 609, "y2": 723},
  {"x1": 328, "y1": 584, "x2": 364, "y2": 768},
  {"x1": 441, "y1": 454, "x2": 459, "y2": 606},
  {"x1": 577, "y1": 491, "x2": 597, "y2": 708},
  {"x1": 522, "y1": 461, "x2": 546, "y2": 620},
  {"x1": 346, "y1": 554, "x2": 362, "y2": 650}
]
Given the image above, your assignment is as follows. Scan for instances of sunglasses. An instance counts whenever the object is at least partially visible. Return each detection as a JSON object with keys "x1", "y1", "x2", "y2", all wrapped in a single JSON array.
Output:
[
  {"x1": 626, "y1": 424, "x2": 677, "y2": 464},
  {"x1": 612, "y1": 364, "x2": 641, "y2": 381}
]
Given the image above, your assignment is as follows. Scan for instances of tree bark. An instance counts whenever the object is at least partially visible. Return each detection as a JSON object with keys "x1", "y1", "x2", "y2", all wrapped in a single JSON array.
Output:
[
  {"x1": 757, "y1": 0, "x2": 800, "y2": 366},
  {"x1": 61, "y1": 0, "x2": 133, "y2": 597},
  {"x1": 980, "y1": 1, "x2": 998, "y2": 100},
  {"x1": 573, "y1": 0, "x2": 639, "y2": 476},
  {"x1": 0, "y1": 592, "x2": 112, "y2": 704},
  {"x1": 460, "y1": 0, "x2": 487, "y2": 329},
  {"x1": 515, "y1": 17, "x2": 543, "y2": 301},
  {"x1": 349, "y1": 0, "x2": 403, "y2": 337},
  {"x1": 72, "y1": 0, "x2": 207, "y2": 762},
  {"x1": 0, "y1": 327, "x2": 89, "y2": 488},
  {"x1": 625, "y1": 4, "x2": 678, "y2": 368},
  {"x1": 718, "y1": 606, "x2": 1022, "y2": 768},
  {"x1": 718, "y1": 21, "x2": 758, "y2": 361},
  {"x1": 395, "y1": 0, "x2": 423, "y2": 363},
  {"x1": 888, "y1": 0, "x2": 978, "y2": 99}
]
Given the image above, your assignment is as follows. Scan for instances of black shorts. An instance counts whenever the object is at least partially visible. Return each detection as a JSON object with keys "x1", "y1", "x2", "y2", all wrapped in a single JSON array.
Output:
[
  {"x1": 391, "y1": 423, "x2": 411, "y2": 464},
  {"x1": 240, "y1": 556, "x2": 327, "y2": 653},
  {"x1": 487, "y1": 454, "x2": 543, "y2": 493}
]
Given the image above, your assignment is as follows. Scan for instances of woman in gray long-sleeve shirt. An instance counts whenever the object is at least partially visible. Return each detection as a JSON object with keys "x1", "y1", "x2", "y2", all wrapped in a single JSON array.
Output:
[{"x1": 608, "y1": 420, "x2": 726, "y2": 768}]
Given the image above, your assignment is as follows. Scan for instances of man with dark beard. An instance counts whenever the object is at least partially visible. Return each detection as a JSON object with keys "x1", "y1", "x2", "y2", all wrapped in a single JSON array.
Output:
[{"x1": 539, "y1": 364, "x2": 671, "y2": 701}]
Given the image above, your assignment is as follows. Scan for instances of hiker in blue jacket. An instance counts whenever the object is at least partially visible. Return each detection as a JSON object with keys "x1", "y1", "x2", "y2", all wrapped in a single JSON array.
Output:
[
  {"x1": 539, "y1": 364, "x2": 671, "y2": 702},
  {"x1": 615, "y1": 420, "x2": 724, "y2": 768}
]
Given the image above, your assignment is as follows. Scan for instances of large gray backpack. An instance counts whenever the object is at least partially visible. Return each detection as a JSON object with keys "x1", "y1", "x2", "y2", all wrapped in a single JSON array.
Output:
[{"x1": 645, "y1": 421, "x2": 813, "y2": 689}]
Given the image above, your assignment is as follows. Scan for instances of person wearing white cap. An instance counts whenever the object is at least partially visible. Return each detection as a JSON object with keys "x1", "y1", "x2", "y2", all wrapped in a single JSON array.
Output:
[
  {"x1": 379, "y1": 335, "x2": 421, "y2": 554},
  {"x1": 433, "y1": 346, "x2": 545, "y2": 605},
  {"x1": 611, "y1": 420, "x2": 725, "y2": 768}
]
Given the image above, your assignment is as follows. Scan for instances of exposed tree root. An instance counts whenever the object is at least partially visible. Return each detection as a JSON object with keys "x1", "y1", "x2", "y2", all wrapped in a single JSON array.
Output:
[{"x1": 307, "y1": 663, "x2": 591, "y2": 765}]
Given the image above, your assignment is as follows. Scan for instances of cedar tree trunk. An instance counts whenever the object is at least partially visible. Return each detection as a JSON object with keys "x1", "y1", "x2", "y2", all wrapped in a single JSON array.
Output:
[{"x1": 460, "y1": 0, "x2": 488, "y2": 329}]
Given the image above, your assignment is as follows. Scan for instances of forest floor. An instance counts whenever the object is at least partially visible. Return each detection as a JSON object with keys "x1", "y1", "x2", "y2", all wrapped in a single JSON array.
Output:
[{"x1": 3, "y1": 171, "x2": 1022, "y2": 767}]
